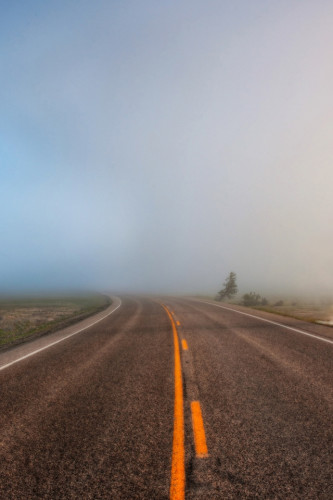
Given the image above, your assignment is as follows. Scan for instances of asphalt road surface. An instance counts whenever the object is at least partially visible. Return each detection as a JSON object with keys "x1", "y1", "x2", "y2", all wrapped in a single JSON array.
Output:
[{"x1": 0, "y1": 296, "x2": 332, "y2": 499}]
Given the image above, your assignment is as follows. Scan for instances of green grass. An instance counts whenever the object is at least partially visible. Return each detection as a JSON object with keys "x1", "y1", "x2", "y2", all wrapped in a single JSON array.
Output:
[{"x1": 0, "y1": 293, "x2": 111, "y2": 348}]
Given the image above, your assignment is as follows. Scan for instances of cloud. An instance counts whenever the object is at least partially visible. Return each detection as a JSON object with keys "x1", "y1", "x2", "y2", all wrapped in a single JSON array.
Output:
[{"x1": 1, "y1": 1, "x2": 333, "y2": 297}]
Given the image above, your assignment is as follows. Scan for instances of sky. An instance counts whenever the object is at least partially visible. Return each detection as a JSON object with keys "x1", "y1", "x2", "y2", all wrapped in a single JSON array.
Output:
[{"x1": 1, "y1": 0, "x2": 333, "y2": 297}]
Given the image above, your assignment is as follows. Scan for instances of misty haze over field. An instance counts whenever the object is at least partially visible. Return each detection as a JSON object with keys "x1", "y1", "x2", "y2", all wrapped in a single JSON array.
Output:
[{"x1": 1, "y1": 1, "x2": 332, "y2": 297}]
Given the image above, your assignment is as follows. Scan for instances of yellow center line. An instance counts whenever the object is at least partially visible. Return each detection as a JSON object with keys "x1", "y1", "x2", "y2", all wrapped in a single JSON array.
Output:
[
  {"x1": 181, "y1": 339, "x2": 188, "y2": 350},
  {"x1": 162, "y1": 304, "x2": 185, "y2": 500},
  {"x1": 191, "y1": 401, "x2": 209, "y2": 458},
  {"x1": 176, "y1": 320, "x2": 180, "y2": 326}
]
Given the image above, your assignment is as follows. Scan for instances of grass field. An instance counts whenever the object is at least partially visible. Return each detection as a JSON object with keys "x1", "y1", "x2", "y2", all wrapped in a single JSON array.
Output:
[
  {"x1": 204, "y1": 294, "x2": 333, "y2": 326},
  {"x1": 0, "y1": 293, "x2": 111, "y2": 348},
  {"x1": 241, "y1": 299, "x2": 333, "y2": 326}
]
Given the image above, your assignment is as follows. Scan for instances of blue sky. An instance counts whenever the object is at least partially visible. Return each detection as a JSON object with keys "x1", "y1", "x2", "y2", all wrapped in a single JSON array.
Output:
[{"x1": 1, "y1": 1, "x2": 333, "y2": 296}]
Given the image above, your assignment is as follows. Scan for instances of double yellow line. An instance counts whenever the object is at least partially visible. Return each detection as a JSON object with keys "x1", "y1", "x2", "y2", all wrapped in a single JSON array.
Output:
[
  {"x1": 162, "y1": 305, "x2": 185, "y2": 499},
  {"x1": 162, "y1": 305, "x2": 208, "y2": 500}
]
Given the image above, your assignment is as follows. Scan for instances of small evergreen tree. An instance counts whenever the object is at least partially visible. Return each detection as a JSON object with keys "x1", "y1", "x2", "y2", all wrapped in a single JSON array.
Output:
[{"x1": 217, "y1": 272, "x2": 238, "y2": 301}]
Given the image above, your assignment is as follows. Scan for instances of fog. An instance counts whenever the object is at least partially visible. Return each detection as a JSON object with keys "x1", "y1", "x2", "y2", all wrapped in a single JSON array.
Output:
[{"x1": 1, "y1": 1, "x2": 332, "y2": 298}]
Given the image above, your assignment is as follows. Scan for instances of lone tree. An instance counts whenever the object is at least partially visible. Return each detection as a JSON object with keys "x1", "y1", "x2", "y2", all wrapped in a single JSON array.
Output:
[{"x1": 217, "y1": 272, "x2": 238, "y2": 301}]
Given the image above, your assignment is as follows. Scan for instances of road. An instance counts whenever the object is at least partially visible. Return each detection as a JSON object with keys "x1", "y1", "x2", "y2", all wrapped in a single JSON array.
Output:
[{"x1": 0, "y1": 296, "x2": 332, "y2": 499}]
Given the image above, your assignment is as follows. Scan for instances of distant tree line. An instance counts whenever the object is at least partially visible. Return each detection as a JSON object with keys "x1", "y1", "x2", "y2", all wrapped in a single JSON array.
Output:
[{"x1": 241, "y1": 292, "x2": 268, "y2": 307}]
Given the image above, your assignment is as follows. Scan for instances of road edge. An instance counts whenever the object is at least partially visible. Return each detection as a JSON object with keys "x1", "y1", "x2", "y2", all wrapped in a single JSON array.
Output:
[{"x1": 0, "y1": 296, "x2": 122, "y2": 372}]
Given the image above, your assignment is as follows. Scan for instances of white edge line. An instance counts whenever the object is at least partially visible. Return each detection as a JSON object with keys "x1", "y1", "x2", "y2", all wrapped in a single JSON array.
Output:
[
  {"x1": 0, "y1": 299, "x2": 122, "y2": 372},
  {"x1": 194, "y1": 300, "x2": 333, "y2": 345}
]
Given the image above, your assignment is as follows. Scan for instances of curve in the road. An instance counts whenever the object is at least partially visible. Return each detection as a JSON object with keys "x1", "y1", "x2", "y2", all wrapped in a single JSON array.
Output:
[{"x1": 0, "y1": 296, "x2": 122, "y2": 372}]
